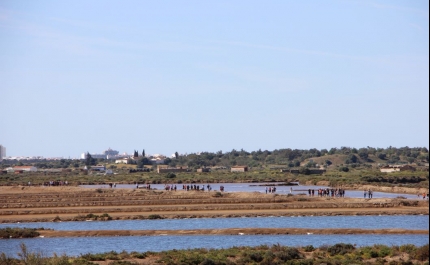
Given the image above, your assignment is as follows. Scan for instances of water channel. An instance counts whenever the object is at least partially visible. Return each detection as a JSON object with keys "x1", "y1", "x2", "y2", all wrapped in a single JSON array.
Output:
[
  {"x1": 1, "y1": 215, "x2": 429, "y2": 231},
  {"x1": 1, "y1": 215, "x2": 428, "y2": 257},
  {"x1": 80, "y1": 183, "x2": 422, "y2": 199}
]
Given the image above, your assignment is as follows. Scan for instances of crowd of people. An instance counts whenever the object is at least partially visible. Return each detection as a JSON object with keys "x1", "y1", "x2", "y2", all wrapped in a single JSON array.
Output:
[
  {"x1": 42, "y1": 180, "x2": 68, "y2": 186},
  {"x1": 307, "y1": 188, "x2": 346, "y2": 197},
  {"x1": 103, "y1": 182, "x2": 429, "y2": 201},
  {"x1": 137, "y1": 184, "x2": 226, "y2": 192}
]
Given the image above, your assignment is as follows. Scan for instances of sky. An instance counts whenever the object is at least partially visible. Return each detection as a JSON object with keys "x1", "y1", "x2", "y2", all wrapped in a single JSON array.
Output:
[{"x1": 0, "y1": 1, "x2": 429, "y2": 158}]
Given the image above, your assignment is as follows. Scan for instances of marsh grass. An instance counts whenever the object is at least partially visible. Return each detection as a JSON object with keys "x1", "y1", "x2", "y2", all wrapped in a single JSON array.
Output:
[{"x1": 0, "y1": 243, "x2": 428, "y2": 265}]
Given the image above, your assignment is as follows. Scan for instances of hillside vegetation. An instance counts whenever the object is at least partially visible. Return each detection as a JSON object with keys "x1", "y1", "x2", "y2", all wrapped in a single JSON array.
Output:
[{"x1": 0, "y1": 146, "x2": 428, "y2": 189}]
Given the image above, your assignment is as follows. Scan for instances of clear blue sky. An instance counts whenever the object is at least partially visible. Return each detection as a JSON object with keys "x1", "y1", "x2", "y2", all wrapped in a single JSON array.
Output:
[{"x1": 0, "y1": 0, "x2": 428, "y2": 158}]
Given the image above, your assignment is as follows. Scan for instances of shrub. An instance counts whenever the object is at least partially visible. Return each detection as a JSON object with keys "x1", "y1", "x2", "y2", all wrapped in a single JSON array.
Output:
[
  {"x1": 399, "y1": 244, "x2": 417, "y2": 254},
  {"x1": 327, "y1": 243, "x2": 355, "y2": 256},
  {"x1": 85, "y1": 213, "x2": 97, "y2": 219},
  {"x1": 165, "y1": 173, "x2": 176, "y2": 179},
  {"x1": 413, "y1": 244, "x2": 429, "y2": 261},
  {"x1": 376, "y1": 245, "x2": 392, "y2": 257},
  {"x1": 148, "y1": 214, "x2": 164, "y2": 220},
  {"x1": 303, "y1": 245, "x2": 315, "y2": 252},
  {"x1": 275, "y1": 247, "x2": 302, "y2": 261},
  {"x1": 339, "y1": 166, "x2": 349, "y2": 172},
  {"x1": 80, "y1": 253, "x2": 106, "y2": 261},
  {"x1": 130, "y1": 252, "x2": 147, "y2": 259},
  {"x1": 248, "y1": 251, "x2": 264, "y2": 262},
  {"x1": 100, "y1": 213, "x2": 113, "y2": 220}
]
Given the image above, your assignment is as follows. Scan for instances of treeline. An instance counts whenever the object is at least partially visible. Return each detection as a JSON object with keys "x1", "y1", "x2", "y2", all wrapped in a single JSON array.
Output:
[
  {"x1": 168, "y1": 146, "x2": 429, "y2": 169},
  {"x1": 1, "y1": 146, "x2": 428, "y2": 170}
]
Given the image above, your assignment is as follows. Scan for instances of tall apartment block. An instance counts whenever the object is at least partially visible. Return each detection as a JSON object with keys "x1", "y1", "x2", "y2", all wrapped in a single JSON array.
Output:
[{"x1": 0, "y1": 145, "x2": 6, "y2": 160}]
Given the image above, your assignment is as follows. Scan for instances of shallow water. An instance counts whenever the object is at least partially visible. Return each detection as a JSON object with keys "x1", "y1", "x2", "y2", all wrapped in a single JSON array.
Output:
[
  {"x1": 1, "y1": 215, "x2": 428, "y2": 257},
  {"x1": 1, "y1": 234, "x2": 428, "y2": 257},
  {"x1": 1, "y1": 215, "x2": 429, "y2": 231},
  {"x1": 80, "y1": 182, "x2": 421, "y2": 199}
]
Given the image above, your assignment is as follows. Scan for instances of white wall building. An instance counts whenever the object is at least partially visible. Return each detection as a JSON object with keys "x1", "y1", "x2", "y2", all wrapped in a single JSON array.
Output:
[
  {"x1": 0, "y1": 145, "x2": 6, "y2": 160},
  {"x1": 81, "y1": 148, "x2": 123, "y2": 160},
  {"x1": 10, "y1": 166, "x2": 38, "y2": 172}
]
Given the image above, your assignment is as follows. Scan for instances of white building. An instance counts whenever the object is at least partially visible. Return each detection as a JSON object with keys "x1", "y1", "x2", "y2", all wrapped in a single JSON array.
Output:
[
  {"x1": 9, "y1": 166, "x2": 38, "y2": 172},
  {"x1": 81, "y1": 148, "x2": 122, "y2": 160},
  {"x1": 115, "y1": 158, "x2": 130, "y2": 164},
  {"x1": 0, "y1": 145, "x2": 6, "y2": 160}
]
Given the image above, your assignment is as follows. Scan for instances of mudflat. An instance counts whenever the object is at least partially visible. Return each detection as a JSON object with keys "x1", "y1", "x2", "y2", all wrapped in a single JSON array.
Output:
[
  {"x1": 1, "y1": 186, "x2": 429, "y2": 239},
  {"x1": 0, "y1": 186, "x2": 428, "y2": 223}
]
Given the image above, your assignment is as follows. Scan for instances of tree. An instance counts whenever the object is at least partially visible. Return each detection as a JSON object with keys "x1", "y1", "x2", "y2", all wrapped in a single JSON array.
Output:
[
  {"x1": 175, "y1": 152, "x2": 179, "y2": 159},
  {"x1": 339, "y1": 166, "x2": 349, "y2": 172},
  {"x1": 133, "y1": 150, "x2": 139, "y2": 158},
  {"x1": 164, "y1": 157, "x2": 172, "y2": 165},
  {"x1": 378, "y1": 153, "x2": 387, "y2": 160},
  {"x1": 85, "y1": 152, "x2": 96, "y2": 166},
  {"x1": 137, "y1": 157, "x2": 152, "y2": 168},
  {"x1": 142, "y1": 149, "x2": 145, "y2": 157},
  {"x1": 345, "y1": 154, "x2": 358, "y2": 164},
  {"x1": 358, "y1": 148, "x2": 369, "y2": 160}
]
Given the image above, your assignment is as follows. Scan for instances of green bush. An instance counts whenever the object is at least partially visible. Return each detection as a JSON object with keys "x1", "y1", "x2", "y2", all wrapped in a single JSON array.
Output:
[
  {"x1": 376, "y1": 244, "x2": 392, "y2": 257},
  {"x1": 327, "y1": 243, "x2": 355, "y2": 256},
  {"x1": 248, "y1": 251, "x2": 264, "y2": 262},
  {"x1": 399, "y1": 244, "x2": 417, "y2": 254},
  {"x1": 275, "y1": 247, "x2": 302, "y2": 261},
  {"x1": 0, "y1": 228, "x2": 40, "y2": 239},
  {"x1": 148, "y1": 214, "x2": 164, "y2": 220},
  {"x1": 303, "y1": 245, "x2": 315, "y2": 252}
]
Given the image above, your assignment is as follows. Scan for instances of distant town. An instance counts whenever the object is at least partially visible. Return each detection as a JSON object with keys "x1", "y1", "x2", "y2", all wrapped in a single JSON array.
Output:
[{"x1": 0, "y1": 146, "x2": 172, "y2": 162}]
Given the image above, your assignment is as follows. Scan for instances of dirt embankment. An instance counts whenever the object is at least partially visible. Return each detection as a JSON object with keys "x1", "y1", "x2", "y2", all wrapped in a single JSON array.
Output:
[{"x1": 37, "y1": 228, "x2": 429, "y2": 238}]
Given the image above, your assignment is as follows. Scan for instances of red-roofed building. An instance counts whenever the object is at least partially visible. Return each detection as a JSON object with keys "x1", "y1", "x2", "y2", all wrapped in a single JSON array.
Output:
[
  {"x1": 12, "y1": 166, "x2": 38, "y2": 172},
  {"x1": 231, "y1": 166, "x2": 248, "y2": 172}
]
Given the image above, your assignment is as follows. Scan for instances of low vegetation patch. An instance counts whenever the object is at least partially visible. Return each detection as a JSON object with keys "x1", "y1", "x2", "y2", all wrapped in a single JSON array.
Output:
[
  {"x1": 73, "y1": 213, "x2": 113, "y2": 221},
  {"x1": 0, "y1": 227, "x2": 40, "y2": 239},
  {"x1": 2, "y1": 243, "x2": 428, "y2": 265},
  {"x1": 147, "y1": 214, "x2": 164, "y2": 220}
]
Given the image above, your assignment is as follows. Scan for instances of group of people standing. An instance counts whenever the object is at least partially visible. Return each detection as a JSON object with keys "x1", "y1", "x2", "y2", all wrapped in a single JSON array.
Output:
[
  {"x1": 364, "y1": 189, "x2": 373, "y2": 198},
  {"x1": 181, "y1": 184, "x2": 214, "y2": 192},
  {"x1": 312, "y1": 188, "x2": 346, "y2": 197},
  {"x1": 43, "y1": 180, "x2": 68, "y2": 186},
  {"x1": 265, "y1": 186, "x2": 277, "y2": 194}
]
